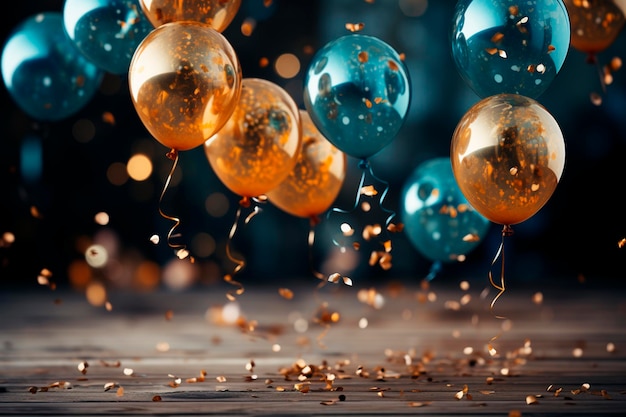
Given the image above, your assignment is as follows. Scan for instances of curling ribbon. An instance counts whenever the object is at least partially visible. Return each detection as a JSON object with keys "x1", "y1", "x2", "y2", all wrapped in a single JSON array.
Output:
[{"x1": 158, "y1": 149, "x2": 193, "y2": 262}]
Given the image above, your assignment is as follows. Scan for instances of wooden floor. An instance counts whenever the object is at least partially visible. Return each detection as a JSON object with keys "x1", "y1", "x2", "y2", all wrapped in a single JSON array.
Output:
[{"x1": 1, "y1": 280, "x2": 625, "y2": 416}]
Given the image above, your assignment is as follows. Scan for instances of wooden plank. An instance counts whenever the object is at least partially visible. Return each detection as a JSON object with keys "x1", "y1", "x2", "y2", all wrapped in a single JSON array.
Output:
[{"x1": 1, "y1": 284, "x2": 625, "y2": 415}]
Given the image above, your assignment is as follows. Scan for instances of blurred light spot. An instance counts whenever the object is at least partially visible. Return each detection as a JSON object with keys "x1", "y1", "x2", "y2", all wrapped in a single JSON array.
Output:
[
  {"x1": 127, "y1": 153, "x2": 152, "y2": 181},
  {"x1": 107, "y1": 162, "x2": 129, "y2": 186},
  {"x1": 275, "y1": 53, "x2": 300, "y2": 79},
  {"x1": 134, "y1": 260, "x2": 161, "y2": 291},
  {"x1": 94, "y1": 211, "x2": 110, "y2": 225},
  {"x1": 156, "y1": 341, "x2": 170, "y2": 352},
  {"x1": 205, "y1": 192, "x2": 230, "y2": 217},
  {"x1": 162, "y1": 258, "x2": 198, "y2": 291},
  {"x1": 68, "y1": 259, "x2": 93, "y2": 290},
  {"x1": 1, "y1": 231, "x2": 16, "y2": 247},
  {"x1": 102, "y1": 111, "x2": 116, "y2": 125},
  {"x1": 20, "y1": 135, "x2": 42, "y2": 184},
  {"x1": 221, "y1": 301, "x2": 240, "y2": 324},
  {"x1": 85, "y1": 281, "x2": 107, "y2": 306},
  {"x1": 294, "y1": 317, "x2": 308, "y2": 333},
  {"x1": 85, "y1": 244, "x2": 108, "y2": 268},
  {"x1": 72, "y1": 119, "x2": 96, "y2": 143},
  {"x1": 399, "y1": 0, "x2": 428, "y2": 17},
  {"x1": 241, "y1": 18, "x2": 256, "y2": 36},
  {"x1": 358, "y1": 317, "x2": 368, "y2": 329},
  {"x1": 191, "y1": 232, "x2": 216, "y2": 258},
  {"x1": 272, "y1": 344, "x2": 281, "y2": 352}
]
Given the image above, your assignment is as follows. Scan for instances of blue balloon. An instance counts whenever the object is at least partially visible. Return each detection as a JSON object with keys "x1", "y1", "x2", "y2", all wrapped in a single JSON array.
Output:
[
  {"x1": 450, "y1": 0, "x2": 570, "y2": 99},
  {"x1": 63, "y1": 0, "x2": 154, "y2": 75},
  {"x1": 303, "y1": 34, "x2": 411, "y2": 160},
  {"x1": 400, "y1": 157, "x2": 490, "y2": 263},
  {"x1": 1, "y1": 12, "x2": 104, "y2": 122}
]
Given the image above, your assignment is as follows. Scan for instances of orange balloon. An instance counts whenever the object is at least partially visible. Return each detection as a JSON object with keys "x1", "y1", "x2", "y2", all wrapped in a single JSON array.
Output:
[
  {"x1": 128, "y1": 21, "x2": 242, "y2": 151},
  {"x1": 139, "y1": 0, "x2": 242, "y2": 32},
  {"x1": 204, "y1": 78, "x2": 302, "y2": 198},
  {"x1": 564, "y1": 0, "x2": 626, "y2": 57},
  {"x1": 267, "y1": 110, "x2": 347, "y2": 219},
  {"x1": 450, "y1": 94, "x2": 566, "y2": 226}
]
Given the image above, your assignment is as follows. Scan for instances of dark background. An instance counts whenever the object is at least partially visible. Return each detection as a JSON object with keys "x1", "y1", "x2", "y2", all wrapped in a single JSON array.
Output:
[{"x1": 2, "y1": 0, "x2": 626, "y2": 293}]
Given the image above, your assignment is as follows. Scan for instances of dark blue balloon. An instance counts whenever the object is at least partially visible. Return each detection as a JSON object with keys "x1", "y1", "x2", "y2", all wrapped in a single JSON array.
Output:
[
  {"x1": 1, "y1": 12, "x2": 104, "y2": 122},
  {"x1": 400, "y1": 157, "x2": 490, "y2": 263},
  {"x1": 63, "y1": 0, "x2": 154, "y2": 75},
  {"x1": 303, "y1": 34, "x2": 411, "y2": 160},
  {"x1": 450, "y1": 0, "x2": 570, "y2": 99}
]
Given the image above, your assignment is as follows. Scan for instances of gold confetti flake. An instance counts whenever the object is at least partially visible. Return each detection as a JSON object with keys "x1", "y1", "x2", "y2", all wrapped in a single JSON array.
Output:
[
  {"x1": 526, "y1": 394, "x2": 538, "y2": 404},
  {"x1": 360, "y1": 185, "x2": 378, "y2": 196},
  {"x1": 104, "y1": 382, "x2": 117, "y2": 391},
  {"x1": 345, "y1": 22, "x2": 365, "y2": 32},
  {"x1": 123, "y1": 368, "x2": 134, "y2": 376},
  {"x1": 102, "y1": 111, "x2": 115, "y2": 125},
  {"x1": 116, "y1": 387, "x2": 124, "y2": 397},
  {"x1": 77, "y1": 361, "x2": 89, "y2": 374},
  {"x1": 358, "y1": 51, "x2": 369, "y2": 63},
  {"x1": 278, "y1": 288, "x2": 294, "y2": 300},
  {"x1": 152, "y1": 395, "x2": 162, "y2": 401}
]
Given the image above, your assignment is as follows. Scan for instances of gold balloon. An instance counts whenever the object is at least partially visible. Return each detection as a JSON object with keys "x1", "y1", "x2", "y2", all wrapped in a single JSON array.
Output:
[
  {"x1": 450, "y1": 94, "x2": 566, "y2": 226},
  {"x1": 139, "y1": 0, "x2": 242, "y2": 32},
  {"x1": 204, "y1": 78, "x2": 302, "y2": 198},
  {"x1": 128, "y1": 21, "x2": 242, "y2": 151},
  {"x1": 267, "y1": 110, "x2": 347, "y2": 220},
  {"x1": 564, "y1": 0, "x2": 626, "y2": 58}
]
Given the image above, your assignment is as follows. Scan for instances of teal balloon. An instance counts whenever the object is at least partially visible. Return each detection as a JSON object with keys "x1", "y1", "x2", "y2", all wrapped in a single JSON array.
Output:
[
  {"x1": 400, "y1": 157, "x2": 490, "y2": 263},
  {"x1": 450, "y1": 0, "x2": 570, "y2": 99},
  {"x1": 303, "y1": 34, "x2": 411, "y2": 160},
  {"x1": 63, "y1": 0, "x2": 154, "y2": 75},
  {"x1": 1, "y1": 12, "x2": 104, "y2": 122}
]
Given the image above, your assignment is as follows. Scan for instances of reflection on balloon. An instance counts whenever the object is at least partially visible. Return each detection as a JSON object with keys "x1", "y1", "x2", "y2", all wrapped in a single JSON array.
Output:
[
  {"x1": 128, "y1": 21, "x2": 242, "y2": 151},
  {"x1": 450, "y1": 94, "x2": 566, "y2": 226},
  {"x1": 204, "y1": 78, "x2": 302, "y2": 199},
  {"x1": 303, "y1": 34, "x2": 411, "y2": 160},
  {"x1": 564, "y1": 0, "x2": 626, "y2": 60},
  {"x1": 400, "y1": 157, "x2": 490, "y2": 263},
  {"x1": 450, "y1": 0, "x2": 571, "y2": 99},
  {"x1": 1, "y1": 12, "x2": 104, "y2": 122},
  {"x1": 267, "y1": 110, "x2": 347, "y2": 221},
  {"x1": 63, "y1": 0, "x2": 154, "y2": 75},
  {"x1": 139, "y1": 0, "x2": 242, "y2": 32}
]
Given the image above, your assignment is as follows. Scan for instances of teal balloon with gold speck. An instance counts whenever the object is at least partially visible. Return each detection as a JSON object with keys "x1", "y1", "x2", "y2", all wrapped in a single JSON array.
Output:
[
  {"x1": 303, "y1": 34, "x2": 411, "y2": 160},
  {"x1": 63, "y1": 0, "x2": 154, "y2": 75},
  {"x1": 400, "y1": 157, "x2": 490, "y2": 263},
  {"x1": 450, "y1": 0, "x2": 571, "y2": 99},
  {"x1": 1, "y1": 12, "x2": 104, "y2": 121}
]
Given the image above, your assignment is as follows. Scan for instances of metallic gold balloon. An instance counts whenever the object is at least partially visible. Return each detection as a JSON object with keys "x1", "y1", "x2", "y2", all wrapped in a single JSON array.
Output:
[
  {"x1": 450, "y1": 94, "x2": 566, "y2": 226},
  {"x1": 267, "y1": 110, "x2": 347, "y2": 219},
  {"x1": 204, "y1": 78, "x2": 302, "y2": 198},
  {"x1": 564, "y1": 0, "x2": 626, "y2": 58},
  {"x1": 139, "y1": 0, "x2": 241, "y2": 32},
  {"x1": 128, "y1": 21, "x2": 242, "y2": 151}
]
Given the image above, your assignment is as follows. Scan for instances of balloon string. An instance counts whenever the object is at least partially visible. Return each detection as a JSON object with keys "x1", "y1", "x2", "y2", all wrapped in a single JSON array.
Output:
[
  {"x1": 362, "y1": 159, "x2": 396, "y2": 230},
  {"x1": 488, "y1": 224, "x2": 514, "y2": 319},
  {"x1": 159, "y1": 149, "x2": 193, "y2": 262},
  {"x1": 223, "y1": 198, "x2": 248, "y2": 301},
  {"x1": 307, "y1": 216, "x2": 327, "y2": 284},
  {"x1": 326, "y1": 162, "x2": 367, "y2": 247},
  {"x1": 222, "y1": 196, "x2": 266, "y2": 301},
  {"x1": 592, "y1": 55, "x2": 608, "y2": 93}
]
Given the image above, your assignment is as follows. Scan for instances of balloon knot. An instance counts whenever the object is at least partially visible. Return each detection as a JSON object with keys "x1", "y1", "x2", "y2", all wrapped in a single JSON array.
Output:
[
  {"x1": 239, "y1": 197, "x2": 251, "y2": 208},
  {"x1": 502, "y1": 224, "x2": 514, "y2": 237},
  {"x1": 358, "y1": 159, "x2": 370, "y2": 170},
  {"x1": 310, "y1": 215, "x2": 321, "y2": 227},
  {"x1": 586, "y1": 53, "x2": 597, "y2": 65},
  {"x1": 166, "y1": 148, "x2": 178, "y2": 160}
]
